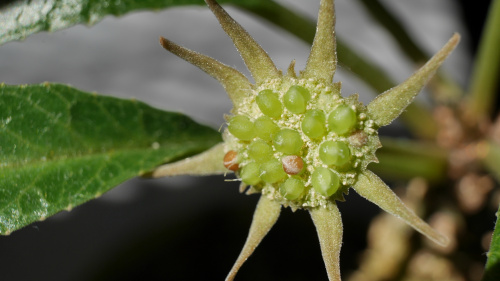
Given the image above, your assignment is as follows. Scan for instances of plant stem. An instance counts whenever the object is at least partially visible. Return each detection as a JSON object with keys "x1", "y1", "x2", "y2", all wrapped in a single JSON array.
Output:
[
  {"x1": 482, "y1": 140, "x2": 500, "y2": 183},
  {"x1": 355, "y1": 0, "x2": 464, "y2": 103},
  {"x1": 369, "y1": 137, "x2": 448, "y2": 182},
  {"x1": 467, "y1": 0, "x2": 500, "y2": 119}
]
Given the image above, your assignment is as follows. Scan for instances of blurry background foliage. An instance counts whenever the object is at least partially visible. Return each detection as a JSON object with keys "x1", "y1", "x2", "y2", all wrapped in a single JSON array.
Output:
[{"x1": 0, "y1": 0, "x2": 499, "y2": 280}]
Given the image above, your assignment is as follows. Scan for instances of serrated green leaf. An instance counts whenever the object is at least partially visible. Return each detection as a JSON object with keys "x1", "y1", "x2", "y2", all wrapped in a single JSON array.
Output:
[
  {"x1": 0, "y1": 83, "x2": 221, "y2": 235},
  {"x1": 482, "y1": 204, "x2": 500, "y2": 281},
  {"x1": 0, "y1": 0, "x2": 273, "y2": 46}
]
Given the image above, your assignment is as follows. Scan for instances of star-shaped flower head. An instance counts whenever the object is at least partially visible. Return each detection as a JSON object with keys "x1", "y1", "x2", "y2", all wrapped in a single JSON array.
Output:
[{"x1": 156, "y1": 0, "x2": 460, "y2": 280}]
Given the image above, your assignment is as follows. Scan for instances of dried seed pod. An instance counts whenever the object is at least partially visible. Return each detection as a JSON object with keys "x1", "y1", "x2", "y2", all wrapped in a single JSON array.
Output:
[
  {"x1": 282, "y1": 155, "x2": 304, "y2": 175},
  {"x1": 223, "y1": 150, "x2": 239, "y2": 171}
]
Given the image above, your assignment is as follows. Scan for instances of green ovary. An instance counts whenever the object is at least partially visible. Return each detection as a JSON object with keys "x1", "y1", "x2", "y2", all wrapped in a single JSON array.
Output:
[
  {"x1": 302, "y1": 109, "x2": 326, "y2": 139},
  {"x1": 248, "y1": 140, "x2": 273, "y2": 162},
  {"x1": 273, "y1": 129, "x2": 303, "y2": 155},
  {"x1": 280, "y1": 177, "x2": 305, "y2": 200},
  {"x1": 254, "y1": 116, "x2": 279, "y2": 141},
  {"x1": 241, "y1": 162, "x2": 261, "y2": 185},
  {"x1": 260, "y1": 158, "x2": 287, "y2": 183},
  {"x1": 319, "y1": 141, "x2": 351, "y2": 167},
  {"x1": 284, "y1": 85, "x2": 310, "y2": 114},
  {"x1": 311, "y1": 167, "x2": 340, "y2": 197},
  {"x1": 328, "y1": 104, "x2": 357, "y2": 135},
  {"x1": 256, "y1": 89, "x2": 283, "y2": 119},
  {"x1": 228, "y1": 115, "x2": 255, "y2": 141}
]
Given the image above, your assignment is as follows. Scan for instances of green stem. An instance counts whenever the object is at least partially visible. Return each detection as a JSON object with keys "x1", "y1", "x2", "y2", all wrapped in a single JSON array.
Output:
[
  {"x1": 482, "y1": 140, "x2": 500, "y2": 183},
  {"x1": 482, "y1": 202, "x2": 500, "y2": 281},
  {"x1": 356, "y1": 0, "x2": 427, "y2": 63},
  {"x1": 368, "y1": 137, "x2": 448, "y2": 182},
  {"x1": 234, "y1": 1, "x2": 438, "y2": 139},
  {"x1": 356, "y1": 0, "x2": 464, "y2": 103},
  {"x1": 467, "y1": 0, "x2": 500, "y2": 119}
]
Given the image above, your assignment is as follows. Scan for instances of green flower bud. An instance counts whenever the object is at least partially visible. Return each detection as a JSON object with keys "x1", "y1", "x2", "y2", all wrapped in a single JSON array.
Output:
[
  {"x1": 260, "y1": 158, "x2": 287, "y2": 183},
  {"x1": 302, "y1": 109, "x2": 326, "y2": 139},
  {"x1": 284, "y1": 85, "x2": 310, "y2": 114},
  {"x1": 256, "y1": 89, "x2": 283, "y2": 119},
  {"x1": 254, "y1": 116, "x2": 280, "y2": 141},
  {"x1": 241, "y1": 162, "x2": 261, "y2": 185},
  {"x1": 319, "y1": 141, "x2": 351, "y2": 167},
  {"x1": 280, "y1": 177, "x2": 305, "y2": 200},
  {"x1": 328, "y1": 104, "x2": 357, "y2": 135},
  {"x1": 248, "y1": 140, "x2": 273, "y2": 162},
  {"x1": 311, "y1": 167, "x2": 340, "y2": 197},
  {"x1": 273, "y1": 129, "x2": 303, "y2": 155},
  {"x1": 228, "y1": 115, "x2": 255, "y2": 141}
]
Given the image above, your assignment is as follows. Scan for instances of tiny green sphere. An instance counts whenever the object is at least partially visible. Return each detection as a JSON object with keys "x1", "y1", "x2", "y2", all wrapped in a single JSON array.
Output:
[
  {"x1": 279, "y1": 177, "x2": 305, "y2": 200},
  {"x1": 283, "y1": 85, "x2": 310, "y2": 114},
  {"x1": 248, "y1": 140, "x2": 273, "y2": 162},
  {"x1": 311, "y1": 167, "x2": 340, "y2": 197},
  {"x1": 328, "y1": 104, "x2": 357, "y2": 135},
  {"x1": 273, "y1": 129, "x2": 303, "y2": 155},
  {"x1": 254, "y1": 116, "x2": 280, "y2": 141},
  {"x1": 241, "y1": 162, "x2": 261, "y2": 185},
  {"x1": 301, "y1": 109, "x2": 326, "y2": 139},
  {"x1": 256, "y1": 89, "x2": 283, "y2": 119},
  {"x1": 228, "y1": 115, "x2": 255, "y2": 140},
  {"x1": 319, "y1": 141, "x2": 351, "y2": 167},
  {"x1": 260, "y1": 158, "x2": 287, "y2": 183}
]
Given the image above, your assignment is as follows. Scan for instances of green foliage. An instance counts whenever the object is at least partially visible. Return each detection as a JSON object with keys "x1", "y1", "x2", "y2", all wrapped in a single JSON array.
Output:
[
  {"x1": 0, "y1": 83, "x2": 221, "y2": 235},
  {"x1": 482, "y1": 205, "x2": 500, "y2": 281},
  {"x1": 0, "y1": 0, "x2": 280, "y2": 46}
]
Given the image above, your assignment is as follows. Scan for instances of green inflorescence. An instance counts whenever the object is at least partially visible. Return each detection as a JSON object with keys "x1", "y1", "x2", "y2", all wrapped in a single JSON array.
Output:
[{"x1": 224, "y1": 79, "x2": 380, "y2": 209}]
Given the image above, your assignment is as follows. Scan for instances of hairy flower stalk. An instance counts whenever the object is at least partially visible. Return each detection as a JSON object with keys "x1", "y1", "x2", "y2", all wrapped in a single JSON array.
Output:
[{"x1": 156, "y1": 0, "x2": 460, "y2": 279}]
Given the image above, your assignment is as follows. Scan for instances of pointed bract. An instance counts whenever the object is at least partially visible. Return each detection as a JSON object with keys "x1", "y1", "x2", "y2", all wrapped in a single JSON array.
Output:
[
  {"x1": 149, "y1": 143, "x2": 226, "y2": 178},
  {"x1": 353, "y1": 170, "x2": 449, "y2": 246},
  {"x1": 302, "y1": 0, "x2": 337, "y2": 82},
  {"x1": 286, "y1": 59, "x2": 297, "y2": 78},
  {"x1": 310, "y1": 201, "x2": 343, "y2": 281},
  {"x1": 226, "y1": 196, "x2": 281, "y2": 281},
  {"x1": 205, "y1": 0, "x2": 280, "y2": 84},
  {"x1": 367, "y1": 33, "x2": 460, "y2": 127},
  {"x1": 159, "y1": 37, "x2": 252, "y2": 110}
]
